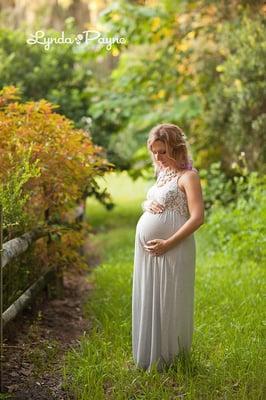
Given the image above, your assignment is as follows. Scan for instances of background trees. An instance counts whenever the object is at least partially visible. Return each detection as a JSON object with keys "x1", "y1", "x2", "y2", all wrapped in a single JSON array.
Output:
[
  {"x1": 0, "y1": 0, "x2": 265, "y2": 195},
  {"x1": 88, "y1": 0, "x2": 266, "y2": 175}
]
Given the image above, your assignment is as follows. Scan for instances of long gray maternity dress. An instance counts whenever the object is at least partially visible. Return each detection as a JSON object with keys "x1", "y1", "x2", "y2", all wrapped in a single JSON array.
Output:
[{"x1": 132, "y1": 169, "x2": 196, "y2": 372}]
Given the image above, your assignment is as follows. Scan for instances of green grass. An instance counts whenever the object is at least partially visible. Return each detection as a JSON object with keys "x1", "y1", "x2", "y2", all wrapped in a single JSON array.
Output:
[{"x1": 62, "y1": 172, "x2": 265, "y2": 399}]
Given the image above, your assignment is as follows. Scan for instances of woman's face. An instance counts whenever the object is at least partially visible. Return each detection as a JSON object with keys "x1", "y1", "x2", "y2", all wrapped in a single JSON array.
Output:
[{"x1": 151, "y1": 140, "x2": 177, "y2": 169}]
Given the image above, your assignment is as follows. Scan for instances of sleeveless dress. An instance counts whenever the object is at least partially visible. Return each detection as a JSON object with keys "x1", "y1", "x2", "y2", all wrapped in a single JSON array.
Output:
[{"x1": 132, "y1": 169, "x2": 196, "y2": 372}]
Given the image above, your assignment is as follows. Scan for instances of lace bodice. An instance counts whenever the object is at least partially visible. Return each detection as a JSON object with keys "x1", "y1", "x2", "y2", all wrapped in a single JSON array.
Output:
[{"x1": 144, "y1": 171, "x2": 190, "y2": 218}]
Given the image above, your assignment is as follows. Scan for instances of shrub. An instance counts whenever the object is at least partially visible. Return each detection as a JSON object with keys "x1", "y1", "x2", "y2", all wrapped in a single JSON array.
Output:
[{"x1": 0, "y1": 85, "x2": 113, "y2": 239}]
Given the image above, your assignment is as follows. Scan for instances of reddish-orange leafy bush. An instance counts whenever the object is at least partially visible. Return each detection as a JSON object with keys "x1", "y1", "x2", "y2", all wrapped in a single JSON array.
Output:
[{"x1": 0, "y1": 85, "x2": 113, "y2": 227}]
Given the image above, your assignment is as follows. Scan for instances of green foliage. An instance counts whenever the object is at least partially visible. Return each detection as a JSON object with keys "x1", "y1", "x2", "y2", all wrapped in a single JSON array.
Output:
[
  {"x1": 0, "y1": 27, "x2": 93, "y2": 124},
  {"x1": 200, "y1": 147, "x2": 265, "y2": 213},
  {"x1": 206, "y1": 16, "x2": 266, "y2": 171},
  {"x1": 200, "y1": 162, "x2": 235, "y2": 210},
  {"x1": 0, "y1": 147, "x2": 40, "y2": 239},
  {"x1": 89, "y1": 0, "x2": 265, "y2": 176},
  {"x1": 201, "y1": 171, "x2": 266, "y2": 265},
  {"x1": 87, "y1": 0, "x2": 204, "y2": 167}
]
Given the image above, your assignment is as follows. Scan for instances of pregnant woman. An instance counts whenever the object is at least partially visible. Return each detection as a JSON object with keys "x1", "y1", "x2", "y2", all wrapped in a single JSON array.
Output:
[{"x1": 132, "y1": 123, "x2": 205, "y2": 372}]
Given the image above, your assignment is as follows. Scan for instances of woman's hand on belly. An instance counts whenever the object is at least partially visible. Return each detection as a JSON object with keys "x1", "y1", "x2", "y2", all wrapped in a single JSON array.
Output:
[
  {"x1": 143, "y1": 200, "x2": 165, "y2": 214},
  {"x1": 144, "y1": 238, "x2": 172, "y2": 256}
]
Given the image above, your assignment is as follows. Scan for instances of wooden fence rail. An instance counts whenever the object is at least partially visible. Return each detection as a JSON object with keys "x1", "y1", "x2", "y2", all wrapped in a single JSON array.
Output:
[
  {"x1": 1, "y1": 227, "x2": 49, "y2": 269},
  {"x1": 2, "y1": 267, "x2": 55, "y2": 327},
  {"x1": 0, "y1": 208, "x2": 84, "y2": 390},
  {"x1": 0, "y1": 217, "x2": 57, "y2": 390},
  {"x1": 1, "y1": 226, "x2": 56, "y2": 327}
]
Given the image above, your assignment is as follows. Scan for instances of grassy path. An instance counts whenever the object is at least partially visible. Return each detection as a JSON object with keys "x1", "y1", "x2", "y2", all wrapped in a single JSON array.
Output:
[{"x1": 62, "y1": 172, "x2": 264, "y2": 400}]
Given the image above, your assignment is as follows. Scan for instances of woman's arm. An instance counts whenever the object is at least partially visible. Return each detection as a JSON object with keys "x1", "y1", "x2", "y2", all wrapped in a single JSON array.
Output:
[{"x1": 166, "y1": 170, "x2": 204, "y2": 249}]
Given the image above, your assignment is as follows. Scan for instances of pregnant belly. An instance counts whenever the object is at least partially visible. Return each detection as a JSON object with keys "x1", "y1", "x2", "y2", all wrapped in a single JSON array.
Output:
[{"x1": 136, "y1": 210, "x2": 185, "y2": 246}]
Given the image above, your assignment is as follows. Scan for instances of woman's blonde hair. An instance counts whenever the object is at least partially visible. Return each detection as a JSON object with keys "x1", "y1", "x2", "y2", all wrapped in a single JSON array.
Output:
[{"x1": 147, "y1": 123, "x2": 193, "y2": 176}]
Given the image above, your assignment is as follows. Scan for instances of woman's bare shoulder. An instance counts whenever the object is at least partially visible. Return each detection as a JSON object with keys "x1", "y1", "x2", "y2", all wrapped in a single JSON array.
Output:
[
  {"x1": 179, "y1": 169, "x2": 200, "y2": 191},
  {"x1": 180, "y1": 168, "x2": 199, "y2": 180}
]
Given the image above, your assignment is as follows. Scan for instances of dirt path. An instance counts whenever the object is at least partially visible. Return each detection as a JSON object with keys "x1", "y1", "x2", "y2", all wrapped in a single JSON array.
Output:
[{"x1": 2, "y1": 238, "x2": 101, "y2": 399}]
